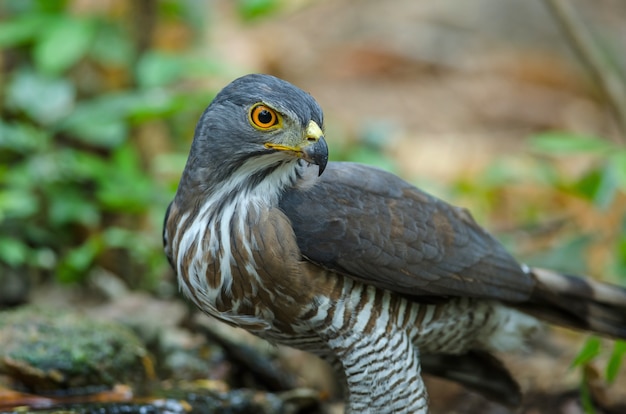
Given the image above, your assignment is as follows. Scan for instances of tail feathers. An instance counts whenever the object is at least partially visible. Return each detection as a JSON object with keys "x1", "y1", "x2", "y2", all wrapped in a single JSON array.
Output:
[
  {"x1": 421, "y1": 351, "x2": 521, "y2": 407},
  {"x1": 516, "y1": 267, "x2": 626, "y2": 339}
]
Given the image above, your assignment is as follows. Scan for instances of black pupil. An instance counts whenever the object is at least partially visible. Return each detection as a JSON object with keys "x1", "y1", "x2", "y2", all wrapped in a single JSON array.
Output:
[{"x1": 257, "y1": 109, "x2": 273, "y2": 125}]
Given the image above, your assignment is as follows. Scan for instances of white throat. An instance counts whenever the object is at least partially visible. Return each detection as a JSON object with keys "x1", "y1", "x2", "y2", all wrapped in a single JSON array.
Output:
[{"x1": 172, "y1": 154, "x2": 315, "y2": 329}]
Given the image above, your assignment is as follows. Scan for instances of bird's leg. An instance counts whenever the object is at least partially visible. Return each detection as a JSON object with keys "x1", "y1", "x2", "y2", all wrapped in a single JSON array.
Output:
[{"x1": 320, "y1": 328, "x2": 428, "y2": 413}]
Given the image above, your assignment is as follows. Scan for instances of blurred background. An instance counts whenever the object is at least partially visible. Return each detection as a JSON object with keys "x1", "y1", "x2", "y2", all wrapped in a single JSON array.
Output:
[{"x1": 1, "y1": 0, "x2": 625, "y2": 413}]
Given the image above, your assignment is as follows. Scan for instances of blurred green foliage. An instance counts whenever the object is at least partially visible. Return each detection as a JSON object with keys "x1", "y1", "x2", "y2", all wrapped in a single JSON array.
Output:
[
  {"x1": 453, "y1": 131, "x2": 626, "y2": 282},
  {"x1": 526, "y1": 132, "x2": 626, "y2": 280},
  {"x1": 528, "y1": 132, "x2": 626, "y2": 209},
  {"x1": 0, "y1": 0, "x2": 215, "y2": 287},
  {"x1": 535, "y1": 129, "x2": 626, "y2": 391},
  {"x1": 453, "y1": 129, "x2": 626, "y2": 390},
  {"x1": 237, "y1": 0, "x2": 282, "y2": 21}
]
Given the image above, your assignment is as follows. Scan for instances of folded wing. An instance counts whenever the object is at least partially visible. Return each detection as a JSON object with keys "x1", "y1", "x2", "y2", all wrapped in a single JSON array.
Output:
[{"x1": 279, "y1": 162, "x2": 534, "y2": 302}]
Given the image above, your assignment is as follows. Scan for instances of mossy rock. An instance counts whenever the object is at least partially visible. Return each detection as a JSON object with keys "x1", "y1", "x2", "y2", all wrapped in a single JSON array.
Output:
[{"x1": 0, "y1": 306, "x2": 151, "y2": 395}]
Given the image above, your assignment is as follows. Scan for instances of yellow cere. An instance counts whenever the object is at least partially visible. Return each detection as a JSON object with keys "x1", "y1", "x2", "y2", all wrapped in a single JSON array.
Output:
[{"x1": 305, "y1": 120, "x2": 323, "y2": 141}]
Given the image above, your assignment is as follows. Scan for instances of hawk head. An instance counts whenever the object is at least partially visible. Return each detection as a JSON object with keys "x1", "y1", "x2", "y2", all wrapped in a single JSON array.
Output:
[{"x1": 180, "y1": 74, "x2": 328, "y2": 195}]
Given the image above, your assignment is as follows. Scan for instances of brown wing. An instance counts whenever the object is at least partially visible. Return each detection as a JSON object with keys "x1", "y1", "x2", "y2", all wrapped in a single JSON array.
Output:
[{"x1": 278, "y1": 162, "x2": 535, "y2": 302}]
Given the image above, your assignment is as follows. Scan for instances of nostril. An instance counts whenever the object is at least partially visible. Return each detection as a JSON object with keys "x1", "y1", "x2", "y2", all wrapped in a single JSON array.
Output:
[{"x1": 307, "y1": 136, "x2": 318, "y2": 142}]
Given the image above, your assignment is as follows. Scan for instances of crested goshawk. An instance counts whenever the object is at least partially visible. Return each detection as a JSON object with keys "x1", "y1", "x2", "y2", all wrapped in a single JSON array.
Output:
[{"x1": 164, "y1": 74, "x2": 626, "y2": 413}]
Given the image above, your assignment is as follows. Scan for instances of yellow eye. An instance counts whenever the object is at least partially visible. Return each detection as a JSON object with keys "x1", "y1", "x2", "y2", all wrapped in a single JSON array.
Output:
[{"x1": 250, "y1": 104, "x2": 280, "y2": 130}]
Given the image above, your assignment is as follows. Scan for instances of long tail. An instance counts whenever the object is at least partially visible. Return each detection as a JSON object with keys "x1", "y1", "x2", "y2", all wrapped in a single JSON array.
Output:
[{"x1": 513, "y1": 267, "x2": 626, "y2": 339}]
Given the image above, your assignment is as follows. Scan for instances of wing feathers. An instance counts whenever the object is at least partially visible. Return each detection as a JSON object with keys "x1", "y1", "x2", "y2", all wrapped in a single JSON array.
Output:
[{"x1": 279, "y1": 162, "x2": 535, "y2": 302}]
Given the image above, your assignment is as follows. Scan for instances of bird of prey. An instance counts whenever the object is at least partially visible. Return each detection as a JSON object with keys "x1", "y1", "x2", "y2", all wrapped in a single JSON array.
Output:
[{"x1": 164, "y1": 74, "x2": 626, "y2": 413}]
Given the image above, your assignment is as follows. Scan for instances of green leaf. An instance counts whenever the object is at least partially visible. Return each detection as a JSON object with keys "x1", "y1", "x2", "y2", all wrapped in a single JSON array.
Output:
[
  {"x1": 606, "y1": 340, "x2": 626, "y2": 383},
  {"x1": 17, "y1": 148, "x2": 102, "y2": 185},
  {"x1": 591, "y1": 163, "x2": 619, "y2": 209},
  {"x1": 33, "y1": 16, "x2": 95, "y2": 75},
  {"x1": 66, "y1": 117, "x2": 127, "y2": 147},
  {"x1": 237, "y1": 0, "x2": 280, "y2": 21},
  {"x1": 127, "y1": 90, "x2": 178, "y2": 121},
  {"x1": 32, "y1": 248, "x2": 56, "y2": 270},
  {"x1": 615, "y1": 225, "x2": 626, "y2": 285},
  {"x1": 0, "y1": 188, "x2": 39, "y2": 220},
  {"x1": 48, "y1": 188, "x2": 100, "y2": 227},
  {"x1": 56, "y1": 237, "x2": 102, "y2": 283},
  {"x1": 0, "y1": 121, "x2": 51, "y2": 153},
  {"x1": 62, "y1": 90, "x2": 179, "y2": 131},
  {"x1": 30, "y1": 0, "x2": 69, "y2": 14},
  {"x1": 102, "y1": 227, "x2": 134, "y2": 248},
  {"x1": 0, "y1": 14, "x2": 49, "y2": 47},
  {"x1": 0, "y1": 236, "x2": 30, "y2": 267},
  {"x1": 89, "y1": 21, "x2": 134, "y2": 66},
  {"x1": 159, "y1": 0, "x2": 206, "y2": 29},
  {"x1": 572, "y1": 336, "x2": 601, "y2": 368},
  {"x1": 529, "y1": 131, "x2": 614, "y2": 155},
  {"x1": 345, "y1": 147, "x2": 397, "y2": 174},
  {"x1": 573, "y1": 167, "x2": 603, "y2": 201},
  {"x1": 579, "y1": 379, "x2": 596, "y2": 414},
  {"x1": 610, "y1": 150, "x2": 626, "y2": 193},
  {"x1": 136, "y1": 51, "x2": 185, "y2": 88},
  {"x1": 96, "y1": 146, "x2": 157, "y2": 213},
  {"x1": 59, "y1": 94, "x2": 134, "y2": 147},
  {"x1": 6, "y1": 70, "x2": 75, "y2": 124},
  {"x1": 527, "y1": 235, "x2": 592, "y2": 275}
]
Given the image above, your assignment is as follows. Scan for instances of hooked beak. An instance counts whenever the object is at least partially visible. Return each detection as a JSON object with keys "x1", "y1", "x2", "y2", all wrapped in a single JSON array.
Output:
[
  {"x1": 264, "y1": 120, "x2": 328, "y2": 176},
  {"x1": 302, "y1": 121, "x2": 328, "y2": 176}
]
